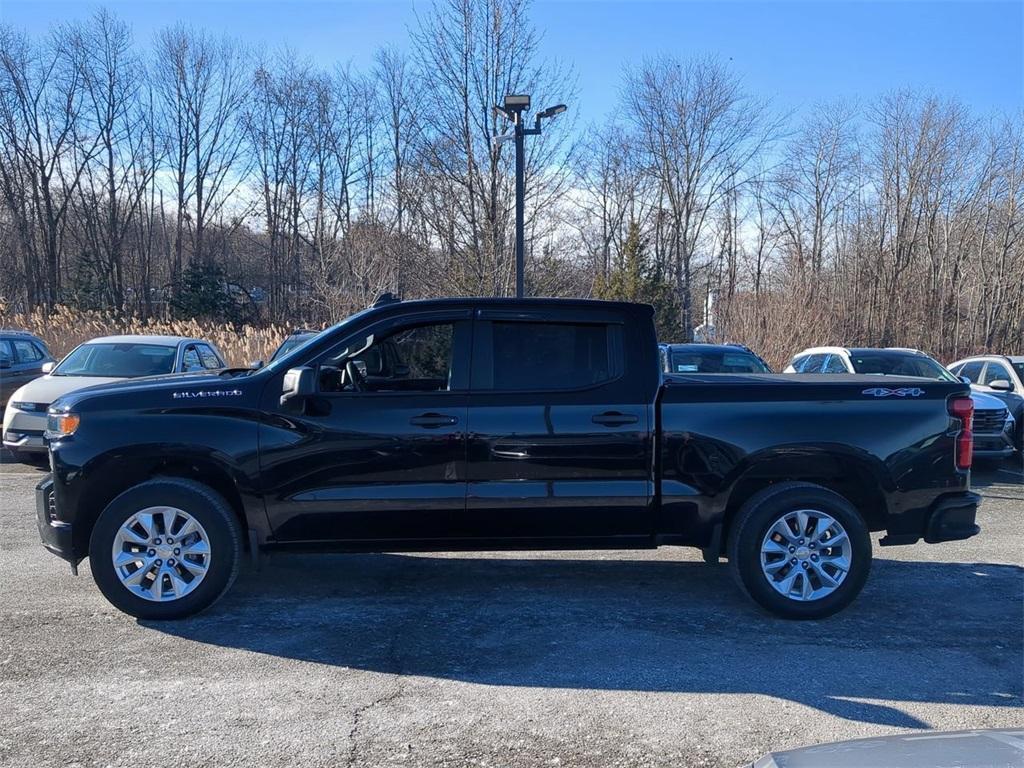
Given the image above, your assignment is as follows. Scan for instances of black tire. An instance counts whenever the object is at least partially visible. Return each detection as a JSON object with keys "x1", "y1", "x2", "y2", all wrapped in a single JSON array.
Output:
[
  {"x1": 727, "y1": 481, "x2": 872, "y2": 620},
  {"x1": 89, "y1": 478, "x2": 242, "y2": 620}
]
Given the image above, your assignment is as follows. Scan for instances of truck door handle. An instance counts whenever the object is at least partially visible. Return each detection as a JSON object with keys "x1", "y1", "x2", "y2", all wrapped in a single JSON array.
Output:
[
  {"x1": 592, "y1": 411, "x2": 639, "y2": 427},
  {"x1": 409, "y1": 413, "x2": 458, "y2": 428}
]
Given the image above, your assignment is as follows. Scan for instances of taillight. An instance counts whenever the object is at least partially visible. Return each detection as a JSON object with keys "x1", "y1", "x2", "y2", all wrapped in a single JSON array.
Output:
[{"x1": 948, "y1": 396, "x2": 974, "y2": 470}]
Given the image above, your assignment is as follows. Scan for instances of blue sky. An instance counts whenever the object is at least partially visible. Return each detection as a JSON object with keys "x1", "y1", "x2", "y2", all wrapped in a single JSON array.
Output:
[{"x1": 3, "y1": 0, "x2": 1021, "y2": 126}]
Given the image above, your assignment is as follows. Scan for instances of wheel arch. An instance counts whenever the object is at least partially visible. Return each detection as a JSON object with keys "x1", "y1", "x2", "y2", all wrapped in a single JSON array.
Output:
[
  {"x1": 716, "y1": 448, "x2": 890, "y2": 556},
  {"x1": 70, "y1": 449, "x2": 257, "y2": 554}
]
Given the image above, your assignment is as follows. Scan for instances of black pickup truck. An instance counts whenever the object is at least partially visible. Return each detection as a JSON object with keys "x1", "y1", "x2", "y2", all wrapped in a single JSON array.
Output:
[{"x1": 37, "y1": 297, "x2": 981, "y2": 620}]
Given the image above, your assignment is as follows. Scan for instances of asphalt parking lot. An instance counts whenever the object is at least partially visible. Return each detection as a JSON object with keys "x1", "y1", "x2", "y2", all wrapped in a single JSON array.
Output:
[{"x1": 1, "y1": 455, "x2": 1021, "y2": 768}]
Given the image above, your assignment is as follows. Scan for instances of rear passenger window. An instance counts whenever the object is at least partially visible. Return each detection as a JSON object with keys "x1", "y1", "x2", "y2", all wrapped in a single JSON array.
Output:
[
  {"x1": 481, "y1": 321, "x2": 622, "y2": 391},
  {"x1": 0, "y1": 340, "x2": 12, "y2": 364}
]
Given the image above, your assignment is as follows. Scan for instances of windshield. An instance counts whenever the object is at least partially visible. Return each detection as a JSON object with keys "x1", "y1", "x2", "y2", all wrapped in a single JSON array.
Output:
[
  {"x1": 270, "y1": 335, "x2": 316, "y2": 362},
  {"x1": 849, "y1": 353, "x2": 957, "y2": 381},
  {"x1": 670, "y1": 350, "x2": 771, "y2": 374},
  {"x1": 1013, "y1": 363, "x2": 1024, "y2": 383},
  {"x1": 54, "y1": 343, "x2": 177, "y2": 378}
]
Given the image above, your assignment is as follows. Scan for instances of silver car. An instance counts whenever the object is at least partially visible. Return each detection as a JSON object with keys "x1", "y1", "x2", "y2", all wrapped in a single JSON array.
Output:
[
  {"x1": 2, "y1": 335, "x2": 225, "y2": 461},
  {"x1": 749, "y1": 728, "x2": 1024, "y2": 767}
]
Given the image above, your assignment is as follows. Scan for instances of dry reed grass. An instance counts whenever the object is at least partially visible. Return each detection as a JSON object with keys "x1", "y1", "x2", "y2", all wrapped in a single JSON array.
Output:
[{"x1": 0, "y1": 306, "x2": 293, "y2": 366}]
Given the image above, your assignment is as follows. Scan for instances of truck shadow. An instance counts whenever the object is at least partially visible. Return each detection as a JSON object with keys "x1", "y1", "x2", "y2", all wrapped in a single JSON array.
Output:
[{"x1": 147, "y1": 554, "x2": 1023, "y2": 729}]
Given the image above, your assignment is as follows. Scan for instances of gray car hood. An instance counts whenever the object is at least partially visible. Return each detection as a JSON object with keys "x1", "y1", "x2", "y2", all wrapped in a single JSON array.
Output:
[{"x1": 751, "y1": 728, "x2": 1024, "y2": 768}]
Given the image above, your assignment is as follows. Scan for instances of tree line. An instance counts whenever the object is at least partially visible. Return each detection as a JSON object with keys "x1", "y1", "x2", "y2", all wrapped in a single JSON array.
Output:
[{"x1": 0, "y1": 1, "x2": 1020, "y2": 364}]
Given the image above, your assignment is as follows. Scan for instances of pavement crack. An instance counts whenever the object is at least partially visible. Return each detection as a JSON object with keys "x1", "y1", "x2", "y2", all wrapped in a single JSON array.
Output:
[{"x1": 346, "y1": 618, "x2": 406, "y2": 768}]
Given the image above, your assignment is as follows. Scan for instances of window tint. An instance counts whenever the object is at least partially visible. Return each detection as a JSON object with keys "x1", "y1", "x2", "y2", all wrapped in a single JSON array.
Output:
[
  {"x1": 182, "y1": 346, "x2": 204, "y2": 372},
  {"x1": 848, "y1": 353, "x2": 954, "y2": 380},
  {"x1": 822, "y1": 354, "x2": 848, "y2": 373},
  {"x1": 12, "y1": 339, "x2": 43, "y2": 363},
  {"x1": 981, "y1": 363, "x2": 1013, "y2": 387},
  {"x1": 0, "y1": 339, "x2": 13, "y2": 364},
  {"x1": 319, "y1": 322, "x2": 454, "y2": 393},
  {"x1": 669, "y1": 350, "x2": 770, "y2": 374},
  {"x1": 956, "y1": 361, "x2": 983, "y2": 382},
  {"x1": 789, "y1": 355, "x2": 807, "y2": 372},
  {"x1": 197, "y1": 344, "x2": 222, "y2": 369},
  {"x1": 484, "y1": 321, "x2": 619, "y2": 391},
  {"x1": 800, "y1": 354, "x2": 826, "y2": 373}
]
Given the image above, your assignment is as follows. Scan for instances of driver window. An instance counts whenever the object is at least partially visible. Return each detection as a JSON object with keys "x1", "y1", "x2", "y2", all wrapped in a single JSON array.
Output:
[
  {"x1": 318, "y1": 322, "x2": 454, "y2": 393},
  {"x1": 981, "y1": 363, "x2": 1012, "y2": 387}
]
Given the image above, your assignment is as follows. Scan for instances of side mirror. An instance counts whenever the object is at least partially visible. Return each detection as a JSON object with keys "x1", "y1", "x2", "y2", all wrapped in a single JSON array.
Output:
[
  {"x1": 989, "y1": 379, "x2": 1013, "y2": 392},
  {"x1": 960, "y1": 376, "x2": 972, "y2": 386},
  {"x1": 280, "y1": 366, "x2": 315, "y2": 406},
  {"x1": 250, "y1": 359, "x2": 264, "y2": 370},
  {"x1": 41, "y1": 361, "x2": 55, "y2": 374}
]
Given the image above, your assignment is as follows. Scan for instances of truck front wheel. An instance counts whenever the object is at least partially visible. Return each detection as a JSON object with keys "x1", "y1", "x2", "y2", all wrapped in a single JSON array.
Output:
[
  {"x1": 89, "y1": 478, "x2": 242, "y2": 620},
  {"x1": 727, "y1": 482, "x2": 871, "y2": 619}
]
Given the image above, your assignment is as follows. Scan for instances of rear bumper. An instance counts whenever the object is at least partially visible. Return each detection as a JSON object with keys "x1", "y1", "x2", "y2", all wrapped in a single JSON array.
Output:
[
  {"x1": 35, "y1": 475, "x2": 80, "y2": 564},
  {"x1": 924, "y1": 491, "x2": 982, "y2": 544},
  {"x1": 881, "y1": 491, "x2": 981, "y2": 546}
]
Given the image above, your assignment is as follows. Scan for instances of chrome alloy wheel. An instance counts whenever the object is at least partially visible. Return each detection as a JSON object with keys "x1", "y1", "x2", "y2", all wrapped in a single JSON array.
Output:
[
  {"x1": 760, "y1": 509, "x2": 852, "y2": 602},
  {"x1": 111, "y1": 506, "x2": 211, "y2": 602}
]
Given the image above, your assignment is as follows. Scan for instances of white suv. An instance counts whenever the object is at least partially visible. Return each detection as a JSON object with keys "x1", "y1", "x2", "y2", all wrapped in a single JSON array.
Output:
[{"x1": 948, "y1": 355, "x2": 1024, "y2": 451}]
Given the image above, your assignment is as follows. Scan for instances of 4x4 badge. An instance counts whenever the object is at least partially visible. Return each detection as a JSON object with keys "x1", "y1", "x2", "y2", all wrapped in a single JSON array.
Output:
[{"x1": 861, "y1": 387, "x2": 925, "y2": 398}]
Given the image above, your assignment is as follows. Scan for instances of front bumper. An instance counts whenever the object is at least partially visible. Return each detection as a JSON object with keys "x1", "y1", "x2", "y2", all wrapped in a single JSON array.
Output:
[
  {"x1": 3, "y1": 431, "x2": 46, "y2": 452},
  {"x1": 973, "y1": 429, "x2": 1016, "y2": 459},
  {"x1": 3, "y1": 408, "x2": 48, "y2": 452},
  {"x1": 35, "y1": 475, "x2": 80, "y2": 564}
]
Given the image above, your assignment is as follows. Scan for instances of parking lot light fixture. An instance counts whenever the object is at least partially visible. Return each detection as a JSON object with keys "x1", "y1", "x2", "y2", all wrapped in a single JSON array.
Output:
[{"x1": 493, "y1": 94, "x2": 567, "y2": 298}]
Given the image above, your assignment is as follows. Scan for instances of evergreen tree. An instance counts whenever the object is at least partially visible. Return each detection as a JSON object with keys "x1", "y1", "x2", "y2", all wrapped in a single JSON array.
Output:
[
  {"x1": 594, "y1": 220, "x2": 682, "y2": 341},
  {"x1": 171, "y1": 259, "x2": 238, "y2": 322}
]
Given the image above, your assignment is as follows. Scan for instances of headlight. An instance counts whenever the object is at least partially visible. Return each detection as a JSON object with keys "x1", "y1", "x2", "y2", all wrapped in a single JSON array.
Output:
[
  {"x1": 10, "y1": 401, "x2": 34, "y2": 411},
  {"x1": 45, "y1": 411, "x2": 80, "y2": 438}
]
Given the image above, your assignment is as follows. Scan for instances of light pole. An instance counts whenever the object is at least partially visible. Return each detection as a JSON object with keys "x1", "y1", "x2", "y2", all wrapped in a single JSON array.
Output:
[{"x1": 494, "y1": 95, "x2": 566, "y2": 298}]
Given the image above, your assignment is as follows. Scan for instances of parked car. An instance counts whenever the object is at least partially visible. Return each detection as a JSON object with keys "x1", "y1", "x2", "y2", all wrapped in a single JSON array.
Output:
[
  {"x1": 250, "y1": 329, "x2": 320, "y2": 369},
  {"x1": 3, "y1": 335, "x2": 225, "y2": 461},
  {"x1": 0, "y1": 330, "x2": 54, "y2": 409},
  {"x1": 37, "y1": 297, "x2": 979, "y2": 621},
  {"x1": 948, "y1": 354, "x2": 1024, "y2": 451},
  {"x1": 749, "y1": 728, "x2": 1024, "y2": 768},
  {"x1": 658, "y1": 342, "x2": 772, "y2": 374},
  {"x1": 785, "y1": 346, "x2": 1017, "y2": 463}
]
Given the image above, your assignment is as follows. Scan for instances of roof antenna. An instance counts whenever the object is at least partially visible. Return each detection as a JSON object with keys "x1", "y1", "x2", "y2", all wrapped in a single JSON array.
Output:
[{"x1": 371, "y1": 292, "x2": 400, "y2": 307}]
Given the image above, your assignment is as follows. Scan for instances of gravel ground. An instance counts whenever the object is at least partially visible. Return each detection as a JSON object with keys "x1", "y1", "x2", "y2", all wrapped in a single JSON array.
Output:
[{"x1": 0, "y1": 454, "x2": 1021, "y2": 768}]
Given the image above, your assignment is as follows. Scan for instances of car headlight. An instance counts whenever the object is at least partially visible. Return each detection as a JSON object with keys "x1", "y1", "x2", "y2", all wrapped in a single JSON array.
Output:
[
  {"x1": 10, "y1": 401, "x2": 34, "y2": 411},
  {"x1": 45, "y1": 411, "x2": 80, "y2": 438}
]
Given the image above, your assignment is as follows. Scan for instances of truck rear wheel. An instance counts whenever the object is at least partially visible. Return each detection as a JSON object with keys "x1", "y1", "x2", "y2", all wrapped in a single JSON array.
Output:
[
  {"x1": 89, "y1": 478, "x2": 242, "y2": 620},
  {"x1": 727, "y1": 482, "x2": 871, "y2": 619}
]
